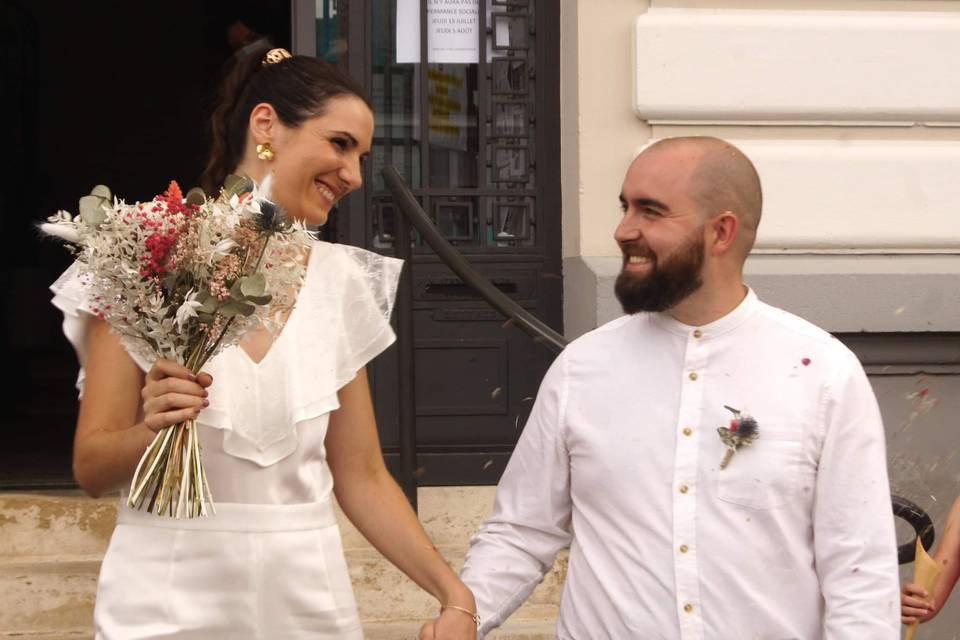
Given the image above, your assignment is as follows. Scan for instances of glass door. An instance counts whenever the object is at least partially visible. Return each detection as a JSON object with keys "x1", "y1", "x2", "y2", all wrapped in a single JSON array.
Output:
[{"x1": 300, "y1": 0, "x2": 561, "y2": 485}]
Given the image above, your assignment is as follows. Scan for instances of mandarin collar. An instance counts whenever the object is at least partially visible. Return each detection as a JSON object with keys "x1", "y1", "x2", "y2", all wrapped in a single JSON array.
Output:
[{"x1": 649, "y1": 287, "x2": 758, "y2": 339}]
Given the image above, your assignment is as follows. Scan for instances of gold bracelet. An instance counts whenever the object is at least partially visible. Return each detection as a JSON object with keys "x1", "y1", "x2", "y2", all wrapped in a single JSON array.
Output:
[{"x1": 440, "y1": 604, "x2": 481, "y2": 628}]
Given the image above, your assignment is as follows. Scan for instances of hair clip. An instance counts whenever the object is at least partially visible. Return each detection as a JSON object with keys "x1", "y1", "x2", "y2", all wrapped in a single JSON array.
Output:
[{"x1": 262, "y1": 48, "x2": 293, "y2": 66}]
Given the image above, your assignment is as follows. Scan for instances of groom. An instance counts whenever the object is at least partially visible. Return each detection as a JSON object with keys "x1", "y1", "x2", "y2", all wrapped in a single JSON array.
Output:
[{"x1": 422, "y1": 137, "x2": 900, "y2": 639}]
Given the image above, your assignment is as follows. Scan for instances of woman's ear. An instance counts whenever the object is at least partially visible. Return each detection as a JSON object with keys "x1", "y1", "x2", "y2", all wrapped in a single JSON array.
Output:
[{"x1": 248, "y1": 102, "x2": 279, "y2": 145}]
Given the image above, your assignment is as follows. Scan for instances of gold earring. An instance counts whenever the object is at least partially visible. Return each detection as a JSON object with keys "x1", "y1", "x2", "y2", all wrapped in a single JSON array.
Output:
[{"x1": 256, "y1": 143, "x2": 275, "y2": 161}]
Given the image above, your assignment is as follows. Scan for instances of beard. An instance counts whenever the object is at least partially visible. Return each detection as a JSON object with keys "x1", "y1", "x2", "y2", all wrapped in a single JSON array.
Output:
[{"x1": 614, "y1": 228, "x2": 705, "y2": 314}]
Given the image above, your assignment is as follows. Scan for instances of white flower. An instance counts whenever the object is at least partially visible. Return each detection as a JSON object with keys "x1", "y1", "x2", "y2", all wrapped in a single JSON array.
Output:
[
  {"x1": 209, "y1": 238, "x2": 238, "y2": 265},
  {"x1": 40, "y1": 222, "x2": 80, "y2": 243},
  {"x1": 50, "y1": 209, "x2": 74, "y2": 223},
  {"x1": 255, "y1": 173, "x2": 274, "y2": 201},
  {"x1": 175, "y1": 289, "x2": 203, "y2": 332}
]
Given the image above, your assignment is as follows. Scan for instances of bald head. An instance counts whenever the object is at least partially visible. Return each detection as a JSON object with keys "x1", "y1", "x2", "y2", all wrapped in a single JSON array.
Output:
[{"x1": 645, "y1": 137, "x2": 763, "y2": 257}]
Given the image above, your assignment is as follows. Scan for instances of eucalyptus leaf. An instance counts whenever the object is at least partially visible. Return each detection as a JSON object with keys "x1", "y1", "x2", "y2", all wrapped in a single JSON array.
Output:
[
  {"x1": 219, "y1": 300, "x2": 256, "y2": 318},
  {"x1": 218, "y1": 302, "x2": 240, "y2": 318},
  {"x1": 229, "y1": 278, "x2": 245, "y2": 300},
  {"x1": 90, "y1": 185, "x2": 112, "y2": 200},
  {"x1": 223, "y1": 174, "x2": 254, "y2": 198},
  {"x1": 197, "y1": 292, "x2": 219, "y2": 315},
  {"x1": 185, "y1": 187, "x2": 206, "y2": 206},
  {"x1": 246, "y1": 294, "x2": 272, "y2": 306},
  {"x1": 78, "y1": 195, "x2": 107, "y2": 227},
  {"x1": 240, "y1": 273, "x2": 267, "y2": 297}
]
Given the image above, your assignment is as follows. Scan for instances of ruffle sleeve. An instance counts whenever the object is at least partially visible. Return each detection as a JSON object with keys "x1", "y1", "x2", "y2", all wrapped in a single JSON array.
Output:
[
  {"x1": 50, "y1": 262, "x2": 153, "y2": 397},
  {"x1": 196, "y1": 241, "x2": 403, "y2": 466}
]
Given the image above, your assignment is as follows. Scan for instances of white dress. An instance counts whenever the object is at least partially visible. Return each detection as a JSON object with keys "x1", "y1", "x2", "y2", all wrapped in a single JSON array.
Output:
[{"x1": 50, "y1": 240, "x2": 403, "y2": 639}]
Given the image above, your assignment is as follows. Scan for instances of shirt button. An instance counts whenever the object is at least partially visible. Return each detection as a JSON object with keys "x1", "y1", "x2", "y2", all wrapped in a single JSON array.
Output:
[
  {"x1": 693, "y1": 329, "x2": 703, "y2": 338},
  {"x1": 682, "y1": 427, "x2": 692, "y2": 436},
  {"x1": 689, "y1": 372, "x2": 698, "y2": 381},
  {"x1": 679, "y1": 484, "x2": 689, "y2": 494},
  {"x1": 684, "y1": 603, "x2": 694, "y2": 613},
  {"x1": 679, "y1": 544, "x2": 689, "y2": 553}
]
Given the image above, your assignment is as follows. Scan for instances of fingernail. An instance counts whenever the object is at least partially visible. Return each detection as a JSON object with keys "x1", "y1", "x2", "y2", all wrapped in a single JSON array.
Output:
[
  {"x1": 202, "y1": 399, "x2": 210, "y2": 407},
  {"x1": 202, "y1": 390, "x2": 209, "y2": 398}
]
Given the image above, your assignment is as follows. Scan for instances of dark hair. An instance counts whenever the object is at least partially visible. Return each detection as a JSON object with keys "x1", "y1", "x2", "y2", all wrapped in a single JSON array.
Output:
[{"x1": 201, "y1": 46, "x2": 371, "y2": 194}]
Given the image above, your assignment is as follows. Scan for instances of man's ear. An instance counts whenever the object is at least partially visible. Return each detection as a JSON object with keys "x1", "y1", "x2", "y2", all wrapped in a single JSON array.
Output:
[{"x1": 709, "y1": 211, "x2": 739, "y2": 256}]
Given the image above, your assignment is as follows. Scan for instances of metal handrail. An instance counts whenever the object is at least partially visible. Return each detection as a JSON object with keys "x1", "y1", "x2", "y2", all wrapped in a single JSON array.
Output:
[
  {"x1": 383, "y1": 167, "x2": 935, "y2": 564},
  {"x1": 893, "y1": 496, "x2": 936, "y2": 565},
  {"x1": 383, "y1": 167, "x2": 566, "y2": 355}
]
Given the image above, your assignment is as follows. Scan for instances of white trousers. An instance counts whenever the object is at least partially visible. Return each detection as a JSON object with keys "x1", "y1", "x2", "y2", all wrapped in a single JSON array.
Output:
[{"x1": 94, "y1": 501, "x2": 363, "y2": 639}]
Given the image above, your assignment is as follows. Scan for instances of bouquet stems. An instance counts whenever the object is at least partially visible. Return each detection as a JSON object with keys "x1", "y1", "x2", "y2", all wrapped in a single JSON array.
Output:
[
  {"x1": 126, "y1": 332, "x2": 224, "y2": 518},
  {"x1": 127, "y1": 418, "x2": 214, "y2": 518}
]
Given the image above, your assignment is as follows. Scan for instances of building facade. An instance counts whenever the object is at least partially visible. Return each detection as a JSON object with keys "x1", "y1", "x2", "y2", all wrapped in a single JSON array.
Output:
[{"x1": 2, "y1": 1, "x2": 959, "y2": 636}]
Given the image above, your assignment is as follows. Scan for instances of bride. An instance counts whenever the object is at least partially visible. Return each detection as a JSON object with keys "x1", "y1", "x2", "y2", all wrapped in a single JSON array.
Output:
[{"x1": 50, "y1": 46, "x2": 478, "y2": 639}]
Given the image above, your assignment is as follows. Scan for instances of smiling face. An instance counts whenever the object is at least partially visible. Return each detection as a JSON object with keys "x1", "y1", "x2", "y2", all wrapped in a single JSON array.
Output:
[
  {"x1": 613, "y1": 145, "x2": 709, "y2": 313},
  {"x1": 261, "y1": 94, "x2": 374, "y2": 226}
]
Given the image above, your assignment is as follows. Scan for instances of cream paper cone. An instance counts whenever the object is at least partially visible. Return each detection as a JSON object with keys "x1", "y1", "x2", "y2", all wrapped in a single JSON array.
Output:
[{"x1": 905, "y1": 537, "x2": 942, "y2": 640}]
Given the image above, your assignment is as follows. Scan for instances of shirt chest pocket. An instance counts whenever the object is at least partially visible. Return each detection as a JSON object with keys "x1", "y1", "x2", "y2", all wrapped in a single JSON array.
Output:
[{"x1": 715, "y1": 429, "x2": 803, "y2": 510}]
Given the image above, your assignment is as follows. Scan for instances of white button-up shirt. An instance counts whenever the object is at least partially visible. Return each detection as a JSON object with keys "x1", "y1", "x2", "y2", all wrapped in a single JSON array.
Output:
[{"x1": 461, "y1": 289, "x2": 900, "y2": 639}]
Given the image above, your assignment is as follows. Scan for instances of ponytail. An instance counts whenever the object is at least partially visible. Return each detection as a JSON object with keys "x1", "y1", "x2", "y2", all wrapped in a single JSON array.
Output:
[{"x1": 202, "y1": 48, "x2": 264, "y2": 194}]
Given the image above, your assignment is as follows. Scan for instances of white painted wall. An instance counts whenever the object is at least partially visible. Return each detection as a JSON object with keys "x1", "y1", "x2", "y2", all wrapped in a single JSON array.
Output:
[
  {"x1": 560, "y1": 0, "x2": 649, "y2": 260},
  {"x1": 634, "y1": 10, "x2": 960, "y2": 126},
  {"x1": 560, "y1": 0, "x2": 960, "y2": 334},
  {"x1": 707, "y1": 139, "x2": 960, "y2": 251}
]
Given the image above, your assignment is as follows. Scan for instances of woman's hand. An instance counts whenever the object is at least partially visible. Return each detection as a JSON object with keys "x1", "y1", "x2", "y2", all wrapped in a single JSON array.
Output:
[
  {"x1": 141, "y1": 359, "x2": 213, "y2": 432},
  {"x1": 901, "y1": 582, "x2": 935, "y2": 625},
  {"x1": 418, "y1": 607, "x2": 478, "y2": 640}
]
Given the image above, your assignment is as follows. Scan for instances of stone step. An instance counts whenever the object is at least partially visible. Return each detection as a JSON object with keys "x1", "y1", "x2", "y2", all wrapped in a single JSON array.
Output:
[
  {"x1": 1, "y1": 489, "x2": 563, "y2": 637},
  {"x1": 0, "y1": 493, "x2": 115, "y2": 558},
  {"x1": 0, "y1": 621, "x2": 558, "y2": 640},
  {"x1": 0, "y1": 550, "x2": 562, "y2": 635},
  {"x1": 362, "y1": 617, "x2": 557, "y2": 639},
  {"x1": 0, "y1": 633, "x2": 91, "y2": 639},
  {"x1": 343, "y1": 546, "x2": 565, "y2": 622},
  {"x1": 0, "y1": 487, "x2": 500, "y2": 556},
  {"x1": 0, "y1": 556, "x2": 99, "y2": 635}
]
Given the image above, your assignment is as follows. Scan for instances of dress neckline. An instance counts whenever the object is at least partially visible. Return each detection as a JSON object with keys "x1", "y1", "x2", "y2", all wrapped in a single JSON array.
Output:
[{"x1": 236, "y1": 243, "x2": 315, "y2": 367}]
